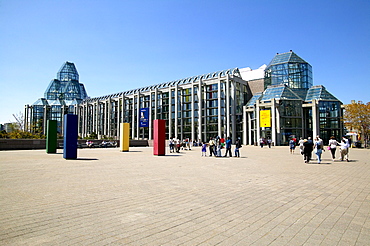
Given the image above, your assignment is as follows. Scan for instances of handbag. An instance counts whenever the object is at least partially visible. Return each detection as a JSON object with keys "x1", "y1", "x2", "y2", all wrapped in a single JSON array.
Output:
[{"x1": 327, "y1": 146, "x2": 331, "y2": 150}]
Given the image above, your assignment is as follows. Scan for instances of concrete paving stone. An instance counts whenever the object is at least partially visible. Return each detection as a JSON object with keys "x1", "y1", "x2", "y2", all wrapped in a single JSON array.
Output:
[
  {"x1": 1, "y1": 146, "x2": 369, "y2": 245},
  {"x1": 197, "y1": 234, "x2": 229, "y2": 245}
]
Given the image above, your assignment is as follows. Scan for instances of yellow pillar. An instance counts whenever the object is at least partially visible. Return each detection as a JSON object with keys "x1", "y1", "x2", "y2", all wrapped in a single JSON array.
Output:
[{"x1": 120, "y1": 123, "x2": 130, "y2": 152}]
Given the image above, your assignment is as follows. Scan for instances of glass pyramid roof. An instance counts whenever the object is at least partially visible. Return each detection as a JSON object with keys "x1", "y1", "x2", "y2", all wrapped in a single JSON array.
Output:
[
  {"x1": 57, "y1": 61, "x2": 79, "y2": 81},
  {"x1": 32, "y1": 98, "x2": 48, "y2": 106},
  {"x1": 246, "y1": 93, "x2": 262, "y2": 107},
  {"x1": 267, "y1": 51, "x2": 308, "y2": 67},
  {"x1": 305, "y1": 85, "x2": 340, "y2": 102},
  {"x1": 260, "y1": 85, "x2": 303, "y2": 102},
  {"x1": 48, "y1": 99, "x2": 64, "y2": 106}
]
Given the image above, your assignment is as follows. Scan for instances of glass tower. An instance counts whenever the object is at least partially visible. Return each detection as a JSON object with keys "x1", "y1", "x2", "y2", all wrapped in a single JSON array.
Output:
[
  {"x1": 264, "y1": 51, "x2": 313, "y2": 89},
  {"x1": 28, "y1": 62, "x2": 88, "y2": 134}
]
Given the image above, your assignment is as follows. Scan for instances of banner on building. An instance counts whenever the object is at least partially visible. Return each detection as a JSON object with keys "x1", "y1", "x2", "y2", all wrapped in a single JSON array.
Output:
[
  {"x1": 139, "y1": 108, "x2": 149, "y2": 127},
  {"x1": 260, "y1": 109, "x2": 271, "y2": 128}
]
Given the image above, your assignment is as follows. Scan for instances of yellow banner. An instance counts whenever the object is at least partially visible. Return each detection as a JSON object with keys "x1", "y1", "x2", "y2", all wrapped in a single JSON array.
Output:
[{"x1": 260, "y1": 110, "x2": 271, "y2": 127}]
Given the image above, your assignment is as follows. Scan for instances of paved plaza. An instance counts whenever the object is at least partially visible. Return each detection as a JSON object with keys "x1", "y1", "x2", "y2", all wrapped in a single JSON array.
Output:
[{"x1": 0, "y1": 145, "x2": 369, "y2": 245}]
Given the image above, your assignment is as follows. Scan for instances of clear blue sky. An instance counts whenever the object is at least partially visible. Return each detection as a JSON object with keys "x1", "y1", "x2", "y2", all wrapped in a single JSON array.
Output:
[{"x1": 0, "y1": 0, "x2": 369, "y2": 124}]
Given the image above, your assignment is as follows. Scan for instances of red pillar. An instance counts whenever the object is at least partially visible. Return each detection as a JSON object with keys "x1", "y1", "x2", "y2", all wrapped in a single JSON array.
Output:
[{"x1": 153, "y1": 119, "x2": 166, "y2": 156}]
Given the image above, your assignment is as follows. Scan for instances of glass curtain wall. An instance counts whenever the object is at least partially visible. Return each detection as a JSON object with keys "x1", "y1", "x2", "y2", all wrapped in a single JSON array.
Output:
[
  {"x1": 205, "y1": 84, "x2": 219, "y2": 140},
  {"x1": 182, "y1": 88, "x2": 192, "y2": 139},
  {"x1": 279, "y1": 100, "x2": 303, "y2": 144},
  {"x1": 318, "y1": 101, "x2": 342, "y2": 143}
]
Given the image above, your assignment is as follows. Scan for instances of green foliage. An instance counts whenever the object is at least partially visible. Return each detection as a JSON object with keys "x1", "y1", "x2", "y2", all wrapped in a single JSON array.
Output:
[
  {"x1": 0, "y1": 129, "x2": 45, "y2": 139},
  {"x1": 344, "y1": 101, "x2": 370, "y2": 147},
  {"x1": 0, "y1": 130, "x2": 7, "y2": 138},
  {"x1": 85, "y1": 132, "x2": 98, "y2": 140}
]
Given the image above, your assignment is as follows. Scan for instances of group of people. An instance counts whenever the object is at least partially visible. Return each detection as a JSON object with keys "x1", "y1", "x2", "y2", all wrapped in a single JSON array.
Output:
[
  {"x1": 289, "y1": 135, "x2": 350, "y2": 164},
  {"x1": 202, "y1": 136, "x2": 242, "y2": 157},
  {"x1": 259, "y1": 137, "x2": 272, "y2": 148},
  {"x1": 168, "y1": 138, "x2": 194, "y2": 153},
  {"x1": 169, "y1": 136, "x2": 242, "y2": 157},
  {"x1": 85, "y1": 140, "x2": 117, "y2": 148}
]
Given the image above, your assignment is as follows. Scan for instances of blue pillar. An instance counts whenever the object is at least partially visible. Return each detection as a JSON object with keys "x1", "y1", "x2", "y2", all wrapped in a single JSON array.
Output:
[{"x1": 63, "y1": 114, "x2": 78, "y2": 159}]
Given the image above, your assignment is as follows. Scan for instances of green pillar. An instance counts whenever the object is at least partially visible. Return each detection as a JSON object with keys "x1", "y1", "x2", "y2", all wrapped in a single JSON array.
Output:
[{"x1": 46, "y1": 120, "x2": 57, "y2": 153}]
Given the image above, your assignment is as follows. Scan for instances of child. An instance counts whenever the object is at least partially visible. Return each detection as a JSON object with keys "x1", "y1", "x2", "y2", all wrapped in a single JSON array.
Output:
[{"x1": 201, "y1": 142, "x2": 207, "y2": 156}]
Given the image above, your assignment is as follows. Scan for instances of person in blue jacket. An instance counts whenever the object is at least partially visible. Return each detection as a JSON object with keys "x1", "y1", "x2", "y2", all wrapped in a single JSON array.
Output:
[{"x1": 224, "y1": 137, "x2": 232, "y2": 157}]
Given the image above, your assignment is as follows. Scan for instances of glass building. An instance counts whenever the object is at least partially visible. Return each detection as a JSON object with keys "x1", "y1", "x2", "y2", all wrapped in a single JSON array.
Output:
[
  {"x1": 25, "y1": 51, "x2": 344, "y2": 145},
  {"x1": 245, "y1": 51, "x2": 343, "y2": 145},
  {"x1": 25, "y1": 62, "x2": 88, "y2": 135}
]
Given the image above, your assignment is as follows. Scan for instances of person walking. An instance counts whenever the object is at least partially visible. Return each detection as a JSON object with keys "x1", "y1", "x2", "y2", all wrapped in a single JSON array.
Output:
[
  {"x1": 328, "y1": 136, "x2": 338, "y2": 161},
  {"x1": 338, "y1": 138, "x2": 350, "y2": 161},
  {"x1": 259, "y1": 138, "x2": 264, "y2": 148},
  {"x1": 169, "y1": 138, "x2": 174, "y2": 153},
  {"x1": 314, "y1": 136, "x2": 324, "y2": 164},
  {"x1": 267, "y1": 138, "x2": 272, "y2": 148},
  {"x1": 201, "y1": 142, "x2": 207, "y2": 156},
  {"x1": 234, "y1": 138, "x2": 241, "y2": 157},
  {"x1": 175, "y1": 138, "x2": 181, "y2": 153},
  {"x1": 289, "y1": 138, "x2": 296, "y2": 154},
  {"x1": 224, "y1": 137, "x2": 232, "y2": 157},
  {"x1": 215, "y1": 139, "x2": 222, "y2": 157},
  {"x1": 298, "y1": 137, "x2": 305, "y2": 157},
  {"x1": 303, "y1": 137, "x2": 314, "y2": 163},
  {"x1": 208, "y1": 137, "x2": 215, "y2": 157}
]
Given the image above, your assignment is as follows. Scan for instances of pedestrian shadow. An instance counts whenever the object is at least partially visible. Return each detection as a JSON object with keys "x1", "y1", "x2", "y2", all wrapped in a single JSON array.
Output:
[
  {"x1": 334, "y1": 159, "x2": 358, "y2": 163},
  {"x1": 306, "y1": 162, "x2": 331, "y2": 165}
]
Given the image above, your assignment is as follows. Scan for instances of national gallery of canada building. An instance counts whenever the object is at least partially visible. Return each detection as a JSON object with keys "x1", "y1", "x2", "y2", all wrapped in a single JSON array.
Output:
[{"x1": 25, "y1": 51, "x2": 344, "y2": 145}]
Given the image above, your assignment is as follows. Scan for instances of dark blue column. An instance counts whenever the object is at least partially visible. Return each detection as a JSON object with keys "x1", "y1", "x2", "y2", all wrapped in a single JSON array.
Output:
[{"x1": 63, "y1": 114, "x2": 78, "y2": 159}]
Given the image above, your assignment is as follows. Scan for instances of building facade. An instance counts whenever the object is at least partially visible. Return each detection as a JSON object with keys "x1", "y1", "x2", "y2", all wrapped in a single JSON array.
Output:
[
  {"x1": 26, "y1": 51, "x2": 344, "y2": 145},
  {"x1": 77, "y1": 67, "x2": 258, "y2": 143}
]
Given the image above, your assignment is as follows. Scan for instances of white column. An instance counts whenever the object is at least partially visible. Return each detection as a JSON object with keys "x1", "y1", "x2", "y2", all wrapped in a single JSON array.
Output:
[
  {"x1": 198, "y1": 80, "x2": 203, "y2": 141},
  {"x1": 175, "y1": 85, "x2": 178, "y2": 139},
  {"x1": 95, "y1": 101, "x2": 99, "y2": 136},
  {"x1": 117, "y1": 98, "x2": 121, "y2": 139},
  {"x1": 136, "y1": 94, "x2": 140, "y2": 139},
  {"x1": 103, "y1": 100, "x2": 108, "y2": 136},
  {"x1": 276, "y1": 100, "x2": 281, "y2": 145},
  {"x1": 248, "y1": 112, "x2": 252, "y2": 145},
  {"x1": 61, "y1": 105, "x2": 66, "y2": 135},
  {"x1": 218, "y1": 79, "x2": 222, "y2": 137},
  {"x1": 271, "y1": 99, "x2": 277, "y2": 146},
  {"x1": 226, "y1": 75, "x2": 230, "y2": 137},
  {"x1": 231, "y1": 79, "x2": 236, "y2": 139},
  {"x1": 256, "y1": 100, "x2": 260, "y2": 144},
  {"x1": 154, "y1": 89, "x2": 158, "y2": 120},
  {"x1": 43, "y1": 105, "x2": 48, "y2": 135},
  {"x1": 191, "y1": 84, "x2": 195, "y2": 142},
  {"x1": 168, "y1": 88, "x2": 172, "y2": 139},
  {"x1": 149, "y1": 92, "x2": 153, "y2": 140},
  {"x1": 107, "y1": 98, "x2": 112, "y2": 137},
  {"x1": 131, "y1": 96, "x2": 135, "y2": 139},
  {"x1": 24, "y1": 105, "x2": 29, "y2": 131},
  {"x1": 312, "y1": 99, "x2": 319, "y2": 138},
  {"x1": 243, "y1": 105, "x2": 247, "y2": 145},
  {"x1": 203, "y1": 80, "x2": 207, "y2": 141}
]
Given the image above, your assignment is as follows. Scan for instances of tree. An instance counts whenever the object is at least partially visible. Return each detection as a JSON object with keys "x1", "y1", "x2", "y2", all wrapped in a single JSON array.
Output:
[
  {"x1": 12, "y1": 112, "x2": 24, "y2": 130},
  {"x1": 343, "y1": 101, "x2": 370, "y2": 148}
]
